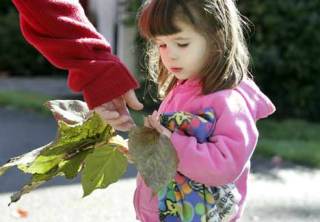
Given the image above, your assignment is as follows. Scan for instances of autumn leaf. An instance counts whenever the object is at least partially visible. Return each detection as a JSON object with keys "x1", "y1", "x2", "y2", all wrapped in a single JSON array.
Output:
[{"x1": 128, "y1": 126, "x2": 178, "y2": 193}]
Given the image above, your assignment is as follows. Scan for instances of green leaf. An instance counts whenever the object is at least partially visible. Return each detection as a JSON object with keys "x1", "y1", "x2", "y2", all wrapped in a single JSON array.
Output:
[
  {"x1": 10, "y1": 166, "x2": 61, "y2": 205},
  {"x1": 23, "y1": 154, "x2": 64, "y2": 174},
  {"x1": 128, "y1": 127, "x2": 179, "y2": 193},
  {"x1": 81, "y1": 145, "x2": 128, "y2": 197},
  {"x1": 42, "y1": 112, "x2": 114, "y2": 156},
  {"x1": 59, "y1": 149, "x2": 93, "y2": 179},
  {"x1": 0, "y1": 143, "x2": 52, "y2": 176},
  {"x1": 21, "y1": 108, "x2": 114, "y2": 175}
]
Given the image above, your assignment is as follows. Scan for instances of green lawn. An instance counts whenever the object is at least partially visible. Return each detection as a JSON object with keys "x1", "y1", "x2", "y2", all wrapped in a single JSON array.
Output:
[
  {"x1": 0, "y1": 91, "x2": 52, "y2": 116},
  {"x1": 256, "y1": 119, "x2": 320, "y2": 168},
  {"x1": 1, "y1": 91, "x2": 319, "y2": 168}
]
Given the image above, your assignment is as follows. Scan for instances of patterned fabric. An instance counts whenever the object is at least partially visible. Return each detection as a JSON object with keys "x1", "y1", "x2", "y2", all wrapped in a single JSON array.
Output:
[{"x1": 158, "y1": 108, "x2": 241, "y2": 222}]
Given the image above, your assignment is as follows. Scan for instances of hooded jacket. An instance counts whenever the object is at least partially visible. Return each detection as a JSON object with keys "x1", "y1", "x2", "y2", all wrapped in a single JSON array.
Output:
[{"x1": 134, "y1": 78, "x2": 276, "y2": 222}]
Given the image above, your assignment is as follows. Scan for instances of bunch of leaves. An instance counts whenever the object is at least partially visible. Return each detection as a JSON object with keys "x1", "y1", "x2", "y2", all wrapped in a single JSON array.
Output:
[
  {"x1": 0, "y1": 100, "x2": 179, "y2": 205},
  {"x1": 0, "y1": 100, "x2": 129, "y2": 205}
]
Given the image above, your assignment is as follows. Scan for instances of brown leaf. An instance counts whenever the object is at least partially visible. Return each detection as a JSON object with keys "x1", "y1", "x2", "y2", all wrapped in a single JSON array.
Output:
[
  {"x1": 128, "y1": 127, "x2": 178, "y2": 193},
  {"x1": 16, "y1": 208, "x2": 29, "y2": 218}
]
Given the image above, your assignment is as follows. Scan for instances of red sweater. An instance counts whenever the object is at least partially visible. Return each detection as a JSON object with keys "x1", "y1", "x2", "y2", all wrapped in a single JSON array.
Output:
[{"x1": 12, "y1": 0, "x2": 139, "y2": 109}]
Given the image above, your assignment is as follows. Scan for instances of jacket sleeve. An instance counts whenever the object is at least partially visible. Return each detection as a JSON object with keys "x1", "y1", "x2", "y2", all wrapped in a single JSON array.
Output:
[
  {"x1": 12, "y1": 0, "x2": 139, "y2": 109},
  {"x1": 170, "y1": 92, "x2": 259, "y2": 186}
]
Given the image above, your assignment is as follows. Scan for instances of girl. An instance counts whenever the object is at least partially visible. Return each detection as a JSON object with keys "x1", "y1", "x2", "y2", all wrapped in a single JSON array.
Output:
[{"x1": 135, "y1": 0, "x2": 275, "y2": 221}]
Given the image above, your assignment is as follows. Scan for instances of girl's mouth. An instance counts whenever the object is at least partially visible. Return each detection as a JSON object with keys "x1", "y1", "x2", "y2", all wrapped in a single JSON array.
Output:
[{"x1": 170, "y1": 68, "x2": 183, "y2": 73}]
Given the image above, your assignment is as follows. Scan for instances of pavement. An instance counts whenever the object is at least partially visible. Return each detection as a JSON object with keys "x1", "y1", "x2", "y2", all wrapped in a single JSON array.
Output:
[{"x1": 0, "y1": 77, "x2": 319, "y2": 222}]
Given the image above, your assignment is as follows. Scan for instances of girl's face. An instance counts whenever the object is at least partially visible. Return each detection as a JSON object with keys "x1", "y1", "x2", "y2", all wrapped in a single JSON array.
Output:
[{"x1": 155, "y1": 20, "x2": 208, "y2": 80}]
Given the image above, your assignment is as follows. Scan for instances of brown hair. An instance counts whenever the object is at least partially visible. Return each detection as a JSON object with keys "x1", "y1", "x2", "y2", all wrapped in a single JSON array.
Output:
[{"x1": 138, "y1": 0, "x2": 251, "y2": 98}]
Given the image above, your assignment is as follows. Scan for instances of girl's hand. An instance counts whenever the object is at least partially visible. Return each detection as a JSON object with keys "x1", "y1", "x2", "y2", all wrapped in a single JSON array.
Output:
[{"x1": 144, "y1": 110, "x2": 172, "y2": 139}]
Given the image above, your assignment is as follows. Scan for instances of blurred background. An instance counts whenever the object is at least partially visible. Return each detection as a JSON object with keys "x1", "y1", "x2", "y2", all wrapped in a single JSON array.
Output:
[{"x1": 0, "y1": 0, "x2": 320, "y2": 221}]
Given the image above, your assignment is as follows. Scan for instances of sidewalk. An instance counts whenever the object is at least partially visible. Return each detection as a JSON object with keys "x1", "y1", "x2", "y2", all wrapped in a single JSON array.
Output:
[{"x1": 0, "y1": 166, "x2": 319, "y2": 222}]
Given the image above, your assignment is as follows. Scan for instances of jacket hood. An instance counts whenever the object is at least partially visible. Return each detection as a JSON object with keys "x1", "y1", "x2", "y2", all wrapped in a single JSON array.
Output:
[
  {"x1": 176, "y1": 78, "x2": 276, "y2": 121},
  {"x1": 236, "y1": 78, "x2": 276, "y2": 121}
]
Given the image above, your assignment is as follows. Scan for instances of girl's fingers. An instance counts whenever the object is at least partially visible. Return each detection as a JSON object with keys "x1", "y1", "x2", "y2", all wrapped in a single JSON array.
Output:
[
  {"x1": 152, "y1": 110, "x2": 159, "y2": 121},
  {"x1": 148, "y1": 115, "x2": 158, "y2": 129},
  {"x1": 148, "y1": 115, "x2": 163, "y2": 134},
  {"x1": 145, "y1": 111, "x2": 170, "y2": 136}
]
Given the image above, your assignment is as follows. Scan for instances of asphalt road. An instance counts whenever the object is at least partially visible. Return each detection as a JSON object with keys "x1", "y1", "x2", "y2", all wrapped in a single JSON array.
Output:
[{"x1": 0, "y1": 107, "x2": 319, "y2": 222}]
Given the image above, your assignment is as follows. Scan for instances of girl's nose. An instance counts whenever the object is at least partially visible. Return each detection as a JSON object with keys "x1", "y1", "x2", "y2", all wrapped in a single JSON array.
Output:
[{"x1": 167, "y1": 48, "x2": 178, "y2": 60}]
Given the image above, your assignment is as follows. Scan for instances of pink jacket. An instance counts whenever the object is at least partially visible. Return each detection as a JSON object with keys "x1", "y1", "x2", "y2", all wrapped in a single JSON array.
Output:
[{"x1": 134, "y1": 78, "x2": 276, "y2": 221}]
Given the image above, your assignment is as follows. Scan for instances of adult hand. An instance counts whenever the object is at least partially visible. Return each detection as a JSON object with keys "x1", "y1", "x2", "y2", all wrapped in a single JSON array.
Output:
[{"x1": 93, "y1": 89, "x2": 143, "y2": 131}]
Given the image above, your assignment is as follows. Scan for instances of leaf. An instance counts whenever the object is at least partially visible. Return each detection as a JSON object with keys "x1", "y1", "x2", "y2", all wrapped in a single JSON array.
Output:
[
  {"x1": 45, "y1": 100, "x2": 90, "y2": 125},
  {"x1": 0, "y1": 143, "x2": 52, "y2": 176},
  {"x1": 15, "y1": 208, "x2": 29, "y2": 219},
  {"x1": 42, "y1": 112, "x2": 114, "y2": 156},
  {"x1": 9, "y1": 166, "x2": 61, "y2": 205},
  {"x1": 22, "y1": 154, "x2": 64, "y2": 174},
  {"x1": 81, "y1": 145, "x2": 128, "y2": 197},
  {"x1": 22, "y1": 112, "x2": 114, "y2": 175},
  {"x1": 109, "y1": 135, "x2": 128, "y2": 148},
  {"x1": 128, "y1": 127, "x2": 179, "y2": 193},
  {"x1": 59, "y1": 149, "x2": 93, "y2": 179}
]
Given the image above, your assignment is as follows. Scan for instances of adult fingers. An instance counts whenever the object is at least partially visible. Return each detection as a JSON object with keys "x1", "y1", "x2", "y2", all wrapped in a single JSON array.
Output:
[
  {"x1": 111, "y1": 97, "x2": 126, "y2": 113},
  {"x1": 114, "y1": 121, "x2": 135, "y2": 132},
  {"x1": 107, "y1": 115, "x2": 132, "y2": 126},
  {"x1": 94, "y1": 108, "x2": 120, "y2": 120},
  {"x1": 123, "y1": 90, "x2": 144, "y2": 111}
]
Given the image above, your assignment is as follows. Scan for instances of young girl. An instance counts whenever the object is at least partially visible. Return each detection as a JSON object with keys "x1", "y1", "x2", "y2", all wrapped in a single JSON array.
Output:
[{"x1": 134, "y1": 0, "x2": 275, "y2": 221}]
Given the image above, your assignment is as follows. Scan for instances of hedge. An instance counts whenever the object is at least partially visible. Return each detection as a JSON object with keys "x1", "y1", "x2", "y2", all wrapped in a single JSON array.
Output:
[
  {"x1": 238, "y1": 0, "x2": 320, "y2": 121},
  {"x1": 0, "y1": 1, "x2": 65, "y2": 76}
]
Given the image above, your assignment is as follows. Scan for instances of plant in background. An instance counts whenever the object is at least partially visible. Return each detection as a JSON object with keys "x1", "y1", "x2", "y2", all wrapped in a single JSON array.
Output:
[
  {"x1": 239, "y1": 0, "x2": 320, "y2": 121},
  {"x1": 0, "y1": 2, "x2": 65, "y2": 76}
]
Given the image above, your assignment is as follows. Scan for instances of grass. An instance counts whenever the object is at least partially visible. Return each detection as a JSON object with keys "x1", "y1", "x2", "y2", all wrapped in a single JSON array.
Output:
[
  {"x1": 0, "y1": 91, "x2": 53, "y2": 116},
  {"x1": 256, "y1": 119, "x2": 320, "y2": 168},
  {"x1": 1, "y1": 91, "x2": 319, "y2": 168}
]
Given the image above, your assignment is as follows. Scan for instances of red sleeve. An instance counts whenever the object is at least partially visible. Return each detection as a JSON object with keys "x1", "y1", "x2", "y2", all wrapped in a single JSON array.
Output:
[{"x1": 12, "y1": 0, "x2": 139, "y2": 109}]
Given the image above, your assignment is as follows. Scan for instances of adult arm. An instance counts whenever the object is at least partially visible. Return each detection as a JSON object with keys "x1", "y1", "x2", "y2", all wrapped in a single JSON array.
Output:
[{"x1": 12, "y1": 0, "x2": 139, "y2": 109}]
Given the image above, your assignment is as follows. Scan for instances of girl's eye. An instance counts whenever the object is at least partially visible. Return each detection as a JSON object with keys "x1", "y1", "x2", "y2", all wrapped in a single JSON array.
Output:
[{"x1": 177, "y1": 43, "x2": 189, "y2": 48}]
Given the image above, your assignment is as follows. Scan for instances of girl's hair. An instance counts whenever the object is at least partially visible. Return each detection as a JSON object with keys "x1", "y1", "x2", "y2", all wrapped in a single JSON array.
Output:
[{"x1": 137, "y1": 0, "x2": 251, "y2": 98}]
